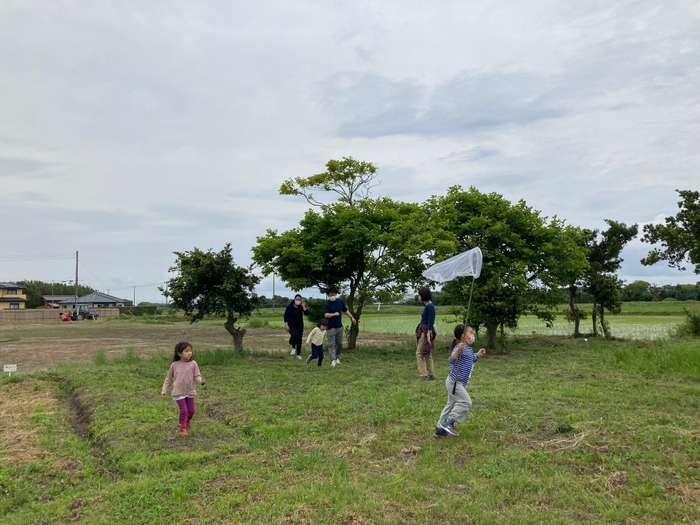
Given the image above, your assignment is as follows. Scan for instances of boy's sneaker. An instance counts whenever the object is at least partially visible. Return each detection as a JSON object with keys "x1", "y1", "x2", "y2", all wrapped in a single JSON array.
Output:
[
  {"x1": 433, "y1": 427, "x2": 448, "y2": 438},
  {"x1": 335, "y1": 359, "x2": 340, "y2": 365},
  {"x1": 331, "y1": 359, "x2": 337, "y2": 367},
  {"x1": 428, "y1": 375, "x2": 435, "y2": 381},
  {"x1": 290, "y1": 348, "x2": 296, "y2": 355},
  {"x1": 306, "y1": 355, "x2": 313, "y2": 364},
  {"x1": 439, "y1": 418, "x2": 459, "y2": 437},
  {"x1": 419, "y1": 376, "x2": 429, "y2": 381}
]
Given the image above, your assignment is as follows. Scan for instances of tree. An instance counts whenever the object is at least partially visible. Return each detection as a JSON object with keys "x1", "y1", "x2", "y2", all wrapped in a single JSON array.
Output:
[
  {"x1": 160, "y1": 244, "x2": 260, "y2": 350},
  {"x1": 254, "y1": 196, "x2": 428, "y2": 349},
  {"x1": 279, "y1": 157, "x2": 379, "y2": 207},
  {"x1": 562, "y1": 228, "x2": 593, "y2": 337},
  {"x1": 621, "y1": 280, "x2": 654, "y2": 302},
  {"x1": 426, "y1": 186, "x2": 588, "y2": 351},
  {"x1": 642, "y1": 190, "x2": 700, "y2": 273},
  {"x1": 586, "y1": 220, "x2": 638, "y2": 338}
]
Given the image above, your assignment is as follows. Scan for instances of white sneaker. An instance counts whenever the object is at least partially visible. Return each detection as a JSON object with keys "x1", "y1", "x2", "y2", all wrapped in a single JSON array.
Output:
[
  {"x1": 297, "y1": 355, "x2": 302, "y2": 360},
  {"x1": 331, "y1": 359, "x2": 337, "y2": 367},
  {"x1": 290, "y1": 348, "x2": 296, "y2": 355},
  {"x1": 335, "y1": 359, "x2": 341, "y2": 365}
]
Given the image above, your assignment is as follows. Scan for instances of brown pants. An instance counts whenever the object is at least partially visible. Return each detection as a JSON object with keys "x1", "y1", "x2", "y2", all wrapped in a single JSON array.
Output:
[{"x1": 416, "y1": 333, "x2": 434, "y2": 377}]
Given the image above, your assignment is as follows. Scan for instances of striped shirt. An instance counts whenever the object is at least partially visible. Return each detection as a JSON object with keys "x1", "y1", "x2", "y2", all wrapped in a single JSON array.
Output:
[{"x1": 448, "y1": 345, "x2": 479, "y2": 386}]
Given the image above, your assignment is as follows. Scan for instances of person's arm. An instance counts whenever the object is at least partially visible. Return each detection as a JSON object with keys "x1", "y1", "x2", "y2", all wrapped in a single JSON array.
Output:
[
  {"x1": 451, "y1": 342, "x2": 466, "y2": 360},
  {"x1": 305, "y1": 329, "x2": 316, "y2": 346},
  {"x1": 193, "y1": 361, "x2": 205, "y2": 385},
  {"x1": 161, "y1": 364, "x2": 174, "y2": 396},
  {"x1": 427, "y1": 305, "x2": 436, "y2": 341},
  {"x1": 344, "y1": 310, "x2": 356, "y2": 324},
  {"x1": 302, "y1": 301, "x2": 309, "y2": 315}
]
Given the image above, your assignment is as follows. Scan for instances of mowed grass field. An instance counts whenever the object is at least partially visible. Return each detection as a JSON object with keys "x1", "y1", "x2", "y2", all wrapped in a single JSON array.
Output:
[{"x1": 1, "y1": 310, "x2": 699, "y2": 524}]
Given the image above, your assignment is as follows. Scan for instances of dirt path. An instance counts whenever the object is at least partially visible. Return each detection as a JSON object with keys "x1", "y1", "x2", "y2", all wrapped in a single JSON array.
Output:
[{"x1": 0, "y1": 321, "x2": 413, "y2": 371}]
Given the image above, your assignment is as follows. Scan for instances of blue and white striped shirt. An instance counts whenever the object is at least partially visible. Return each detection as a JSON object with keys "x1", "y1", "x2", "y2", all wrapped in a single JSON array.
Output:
[{"x1": 448, "y1": 345, "x2": 479, "y2": 386}]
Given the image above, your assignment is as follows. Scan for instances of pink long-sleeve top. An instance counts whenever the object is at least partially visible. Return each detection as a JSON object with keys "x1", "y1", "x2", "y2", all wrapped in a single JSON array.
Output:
[{"x1": 161, "y1": 360, "x2": 204, "y2": 397}]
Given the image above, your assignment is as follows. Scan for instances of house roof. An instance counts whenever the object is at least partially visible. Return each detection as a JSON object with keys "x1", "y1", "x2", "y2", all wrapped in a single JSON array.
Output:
[
  {"x1": 0, "y1": 297, "x2": 26, "y2": 302},
  {"x1": 0, "y1": 282, "x2": 23, "y2": 289},
  {"x1": 60, "y1": 292, "x2": 128, "y2": 304}
]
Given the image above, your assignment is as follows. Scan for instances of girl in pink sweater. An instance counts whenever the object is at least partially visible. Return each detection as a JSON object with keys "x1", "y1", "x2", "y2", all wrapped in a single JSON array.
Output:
[{"x1": 161, "y1": 342, "x2": 206, "y2": 435}]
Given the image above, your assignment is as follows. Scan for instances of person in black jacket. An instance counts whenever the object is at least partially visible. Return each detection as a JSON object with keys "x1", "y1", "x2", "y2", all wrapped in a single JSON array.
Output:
[{"x1": 284, "y1": 294, "x2": 309, "y2": 359}]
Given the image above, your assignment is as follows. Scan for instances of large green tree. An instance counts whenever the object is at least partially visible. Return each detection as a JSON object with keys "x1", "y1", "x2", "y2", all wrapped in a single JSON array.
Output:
[
  {"x1": 642, "y1": 189, "x2": 700, "y2": 274},
  {"x1": 426, "y1": 186, "x2": 588, "y2": 350},
  {"x1": 253, "y1": 196, "x2": 428, "y2": 349},
  {"x1": 585, "y1": 220, "x2": 638, "y2": 338},
  {"x1": 160, "y1": 244, "x2": 260, "y2": 350}
]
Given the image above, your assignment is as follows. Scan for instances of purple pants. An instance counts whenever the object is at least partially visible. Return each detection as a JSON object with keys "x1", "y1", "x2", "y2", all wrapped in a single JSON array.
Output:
[{"x1": 175, "y1": 397, "x2": 196, "y2": 425}]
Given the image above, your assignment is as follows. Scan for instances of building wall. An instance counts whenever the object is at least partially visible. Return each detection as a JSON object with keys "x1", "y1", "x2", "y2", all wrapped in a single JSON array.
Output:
[{"x1": 0, "y1": 288, "x2": 26, "y2": 310}]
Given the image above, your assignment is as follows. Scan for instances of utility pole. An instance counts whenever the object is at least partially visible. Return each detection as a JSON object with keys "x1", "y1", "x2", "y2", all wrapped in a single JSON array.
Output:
[
  {"x1": 133, "y1": 286, "x2": 136, "y2": 306},
  {"x1": 74, "y1": 251, "x2": 79, "y2": 309},
  {"x1": 272, "y1": 273, "x2": 275, "y2": 313}
]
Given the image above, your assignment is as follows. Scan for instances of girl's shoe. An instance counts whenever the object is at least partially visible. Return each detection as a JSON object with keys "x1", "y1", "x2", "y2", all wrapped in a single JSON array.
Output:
[
  {"x1": 297, "y1": 355, "x2": 302, "y2": 360},
  {"x1": 290, "y1": 348, "x2": 296, "y2": 355},
  {"x1": 186, "y1": 419, "x2": 192, "y2": 429},
  {"x1": 179, "y1": 425, "x2": 188, "y2": 436}
]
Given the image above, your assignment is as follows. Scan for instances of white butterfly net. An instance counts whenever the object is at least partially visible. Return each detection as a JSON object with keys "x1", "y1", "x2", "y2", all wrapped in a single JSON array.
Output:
[{"x1": 422, "y1": 247, "x2": 483, "y2": 283}]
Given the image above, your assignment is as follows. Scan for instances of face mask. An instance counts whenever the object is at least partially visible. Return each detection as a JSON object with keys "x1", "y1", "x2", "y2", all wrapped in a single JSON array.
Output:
[
  {"x1": 295, "y1": 300, "x2": 301, "y2": 306},
  {"x1": 465, "y1": 334, "x2": 475, "y2": 345},
  {"x1": 329, "y1": 296, "x2": 337, "y2": 302}
]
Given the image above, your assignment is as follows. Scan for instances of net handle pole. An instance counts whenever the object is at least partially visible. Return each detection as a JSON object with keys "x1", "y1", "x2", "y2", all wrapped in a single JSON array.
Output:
[{"x1": 453, "y1": 276, "x2": 475, "y2": 396}]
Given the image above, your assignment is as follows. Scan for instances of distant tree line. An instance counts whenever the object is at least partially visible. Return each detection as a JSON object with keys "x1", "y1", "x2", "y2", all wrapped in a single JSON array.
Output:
[{"x1": 18, "y1": 280, "x2": 96, "y2": 309}]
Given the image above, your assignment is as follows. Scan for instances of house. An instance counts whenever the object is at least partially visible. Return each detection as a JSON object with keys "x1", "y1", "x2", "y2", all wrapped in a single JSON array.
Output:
[
  {"x1": 59, "y1": 292, "x2": 129, "y2": 309},
  {"x1": 0, "y1": 282, "x2": 27, "y2": 310},
  {"x1": 43, "y1": 295, "x2": 77, "y2": 308}
]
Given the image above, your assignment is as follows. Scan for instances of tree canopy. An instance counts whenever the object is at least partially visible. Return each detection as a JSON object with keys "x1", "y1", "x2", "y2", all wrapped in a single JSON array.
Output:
[
  {"x1": 18, "y1": 280, "x2": 96, "y2": 309},
  {"x1": 642, "y1": 189, "x2": 700, "y2": 274},
  {"x1": 160, "y1": 244, "x2": 260, "y2": 350},
  {"x1": 426, "y1": 186, "x2": 588, "y2": 350},
  {"x1": 253, "y1": 197, "x2": 429, "y2": 349}
]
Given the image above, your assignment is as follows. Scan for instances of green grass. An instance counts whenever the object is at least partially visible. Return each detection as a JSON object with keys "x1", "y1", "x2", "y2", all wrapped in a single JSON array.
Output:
[{"x1": 1, "y1": 335, "x2": 699, "y2": 524}]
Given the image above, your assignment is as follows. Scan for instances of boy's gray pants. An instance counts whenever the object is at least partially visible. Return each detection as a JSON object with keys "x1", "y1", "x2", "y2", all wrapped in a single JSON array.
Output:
[
  {"x1": 437, "y1": 377, "x2": 473, "y2": 425},
  {"x1": 326, "y1": 327, "x2": 343, "y2": 361}
]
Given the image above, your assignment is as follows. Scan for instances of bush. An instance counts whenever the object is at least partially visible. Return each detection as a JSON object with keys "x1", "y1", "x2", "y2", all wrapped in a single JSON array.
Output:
[
  {"x1": 120, "y1": 306, "x2": 157, "y2": 316},
  {"x1": 677, "y1": 307, "x2": 700, "y2": 337},
  {"x1": 248, "y1": 317, "x2": 269, "y2": 328}
]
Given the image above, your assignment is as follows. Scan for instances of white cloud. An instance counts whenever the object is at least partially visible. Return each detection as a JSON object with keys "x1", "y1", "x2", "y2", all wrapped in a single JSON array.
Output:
[{"x1": 1, "y1": 0, "x2": 699, "y2": 301}]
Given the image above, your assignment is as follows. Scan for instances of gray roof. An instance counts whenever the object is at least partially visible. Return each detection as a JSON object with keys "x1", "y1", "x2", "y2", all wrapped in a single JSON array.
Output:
[
  {"x1": 0, "y1": 282, "x2": 23, "y2": 289},
  {"x1": 60, "y1": 292, "x2": 128, "y2": 304}
]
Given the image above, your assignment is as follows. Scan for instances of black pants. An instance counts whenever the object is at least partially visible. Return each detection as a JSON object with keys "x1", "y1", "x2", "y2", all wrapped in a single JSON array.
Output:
[
  {"x1": 308, "y1": 344, "x2": 324, "y2": 366},
  {"x1": 289, "y1": 327, "x2": 303, "y2": 355}
]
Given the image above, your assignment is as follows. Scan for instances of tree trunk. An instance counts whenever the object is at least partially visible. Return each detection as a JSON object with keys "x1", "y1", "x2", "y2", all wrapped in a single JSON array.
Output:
[
  {"x1": 347, "y1": 300, "x2": 364, "y2": 351},
  {"x1": 499, "y1": 323, "x2": 507, "y2": 354},
  {"x1": 224, "y1": 313, "x2": 246, "y2": 351},
  {"x1": 485, "y1": 320, "x2": 497, "y2": 350},
  {"x1": 569, "y1": 285, "x2": 581, "y2": 337},
  {"x1": 591, "y1": 303, "x2": 598, "y2": 337},
  {"x1": 599, "y1": 307, "x2": 612, "y2": 339}
]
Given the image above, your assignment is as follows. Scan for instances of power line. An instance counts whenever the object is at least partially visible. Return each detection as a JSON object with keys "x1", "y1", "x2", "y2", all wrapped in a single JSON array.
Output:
[{"x1": 0, "y1": 253, "x2": 75, "y2": 262}]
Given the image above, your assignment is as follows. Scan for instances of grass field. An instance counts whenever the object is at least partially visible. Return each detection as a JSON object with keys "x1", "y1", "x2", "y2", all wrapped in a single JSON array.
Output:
[
  {"x1": 1, "y1": 331, "x2": 699, "y2": 524},
  {"x1": 242, "y1": 302, "x2": 697, "y2": 341}
]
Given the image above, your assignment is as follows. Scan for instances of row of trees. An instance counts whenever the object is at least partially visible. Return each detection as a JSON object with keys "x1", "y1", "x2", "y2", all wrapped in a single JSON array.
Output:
[
  {"x1": 17, "y1": 281, "x2": 96, "y2": 309},
  {"x1": 163, "y1": 159, "x2": 700, "y2": 350},
  {"x1": 620, "y1": 281, "x2": 700, "y2": 302}
]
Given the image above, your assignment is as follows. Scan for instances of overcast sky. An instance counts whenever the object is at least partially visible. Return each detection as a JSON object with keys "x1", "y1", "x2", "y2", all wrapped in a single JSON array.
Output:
[{"x1": 1, "y1": 0, "x2": 699, "y2": 302}]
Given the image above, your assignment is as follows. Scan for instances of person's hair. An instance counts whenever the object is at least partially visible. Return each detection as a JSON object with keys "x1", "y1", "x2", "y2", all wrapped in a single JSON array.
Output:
[
  {"x1": 173, "y1": 342, "x2": 192, "y2": 362},
  {"x1": 418, "y1": 287, "x2": 432, "y2": 301},
  {"x1": 294, "y1": 294, "x2": 302, "y2": 300},
  {"x1": 451, "y1": 324, "x2": 472, "y2": 348},
  {"x1": 317, "y1": 318, "x2": 328, "y2": 328},
  {"x1": 326, "y1": 286, "x2": 338, "y2": 295}
]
